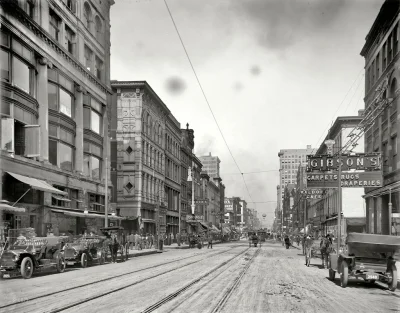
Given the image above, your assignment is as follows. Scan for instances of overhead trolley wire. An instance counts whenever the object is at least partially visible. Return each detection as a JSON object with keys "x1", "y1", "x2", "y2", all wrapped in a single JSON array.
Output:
[{"x1": 163, "y1": 0, "x2": 256, "y2": 204}]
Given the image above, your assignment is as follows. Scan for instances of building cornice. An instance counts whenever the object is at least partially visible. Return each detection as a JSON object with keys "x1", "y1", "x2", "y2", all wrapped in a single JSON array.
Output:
[{"x1": 0, "y1": 4, "x2": 112, "y2": 95}]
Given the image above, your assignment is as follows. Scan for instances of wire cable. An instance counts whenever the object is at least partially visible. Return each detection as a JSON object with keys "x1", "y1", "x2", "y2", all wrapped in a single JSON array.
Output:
[{"x1": 163, "y1": 0, "x2": 255, "y2": 204}]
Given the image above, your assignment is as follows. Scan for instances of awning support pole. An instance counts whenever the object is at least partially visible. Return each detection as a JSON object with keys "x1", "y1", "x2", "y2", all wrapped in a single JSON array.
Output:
[
  {"x1": 12, "y1": 188, "x2": 31, "y2": 207},
  {"x1": 389, "y1": 188, "x2": 392, "y2": 236}
]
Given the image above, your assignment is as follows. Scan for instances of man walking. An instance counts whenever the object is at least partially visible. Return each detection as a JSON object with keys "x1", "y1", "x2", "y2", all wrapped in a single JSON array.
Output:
[
  {"x1": 135, "y1": 232, "x2": 140, "y2": 250},
  {"x1": 129, "y1": 232, "x2": 134, "y2": 250},
  {"x1": 176, "y1": 232, "x2": 181, "y2": 246},
  {"x1": 207, "y1": 232, "x2": 213, "y2": 249}
]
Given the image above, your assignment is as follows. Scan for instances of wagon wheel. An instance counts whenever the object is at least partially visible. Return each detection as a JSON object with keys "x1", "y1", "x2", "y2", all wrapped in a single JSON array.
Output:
[
  {"x1": 340, "y1": 262, "x2": 348, "y2": 288},
  {"x1": 388, "y1": 265, "x2": 397, "y2": 292}
]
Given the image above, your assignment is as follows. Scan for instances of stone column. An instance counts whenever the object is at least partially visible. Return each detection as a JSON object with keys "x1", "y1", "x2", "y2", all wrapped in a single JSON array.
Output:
[
  {"x1": 40, "y1": 0, "x2": 50, "y2": 32},
  {"x1": 37, "y1": 57, "x2": 49, "y2": 162},
  {"x1": 75, "y1": 86, "x2": 84, "y2": 173}
]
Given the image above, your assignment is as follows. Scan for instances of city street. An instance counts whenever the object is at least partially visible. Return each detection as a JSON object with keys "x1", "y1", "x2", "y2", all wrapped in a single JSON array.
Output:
[{"x1": 1, "y1": 240, "x2": 399, "y2": 313}]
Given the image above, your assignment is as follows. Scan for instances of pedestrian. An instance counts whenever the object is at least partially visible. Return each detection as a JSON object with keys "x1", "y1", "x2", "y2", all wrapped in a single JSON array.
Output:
[
  {"x1": 176, "y1": 232, "x2": 181, "y2": 246},
  {"x1": 134, "y1": 232, "x2": 140, "y2": 250},
  {"x1": 129, "y1": 232, "x2": 134, "y2": 249},
  {"x1": 149, "y1": 234, "x2": 154, "y2": 248},
  {"x1": 145, "y1": 233, "x2": 150, "y2": 249},
  {"x1": 320, "y1": 234, "x2": 332, "y2": 269},
  {"x1": 207, "y1": 233, "x2": 213, "y2": 249}
]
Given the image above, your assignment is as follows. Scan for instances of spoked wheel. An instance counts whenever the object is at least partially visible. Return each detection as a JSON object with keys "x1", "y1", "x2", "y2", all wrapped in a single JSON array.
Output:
[
  {"x1": 388, "y1": 265, "x2": 397, "y2": 292},
  {"x1": 57, "y1": 256, "x2": 66, "y2": 273},
  {"x1": 21, "y1": 257, "x2": 33, "y2": 279},
  {"x1": 81, "y1": 253, "x2": 88, "y2": 268},
  {"x1": 340, "y1": 262, "x2": 348, "y2": 288}
]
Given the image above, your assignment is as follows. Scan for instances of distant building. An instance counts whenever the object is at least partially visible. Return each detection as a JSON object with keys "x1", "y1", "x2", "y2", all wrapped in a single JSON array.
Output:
[{"x1": 199, "y1": 153, "x2": 221, "y2": 178}]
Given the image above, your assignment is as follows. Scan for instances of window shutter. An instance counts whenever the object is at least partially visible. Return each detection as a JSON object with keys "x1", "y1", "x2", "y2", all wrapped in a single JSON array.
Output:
[
  {"x1": 1, "y1": 117, "x2": 14, "y2": 152},
  {"x1": 24, "y1": 125, "x2": 40, "y2": 157}
]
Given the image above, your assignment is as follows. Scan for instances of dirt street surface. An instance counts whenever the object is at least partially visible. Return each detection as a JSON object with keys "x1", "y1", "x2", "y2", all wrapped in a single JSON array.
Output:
[{"x1": 1, "y1": 240, "x2": 399, "y2": 313}]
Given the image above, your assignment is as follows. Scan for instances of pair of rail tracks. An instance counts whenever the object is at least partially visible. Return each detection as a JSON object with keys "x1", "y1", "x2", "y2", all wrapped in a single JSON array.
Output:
[
  {"x1": 1, "y1": 244, "x2": 249, "y2": 312},
  {"x1": 141, "y1": 247, "x2": 261, "y2": 313}
]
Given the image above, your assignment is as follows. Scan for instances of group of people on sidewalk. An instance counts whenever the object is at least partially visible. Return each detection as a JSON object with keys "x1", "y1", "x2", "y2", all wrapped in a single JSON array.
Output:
[{"x1": 128, "y1": 233, "x2": 154, "y2": 250}]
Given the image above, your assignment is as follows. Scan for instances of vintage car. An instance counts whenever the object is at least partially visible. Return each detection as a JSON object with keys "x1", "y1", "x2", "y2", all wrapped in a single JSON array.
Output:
[
  {"x1": 63, "y1": 235, "x2": 107, "y2": 268},
  {"x1": 0, "y1": 233, "x2": 67, "y2": 279},
  {"x1": 329, "y1": 233, "x2": 398, "y2": 291}
]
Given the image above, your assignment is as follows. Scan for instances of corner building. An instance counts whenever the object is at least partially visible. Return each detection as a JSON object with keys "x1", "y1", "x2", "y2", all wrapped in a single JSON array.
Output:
[
  {"x1": 360, "y1": 0, "x2": 400, "y2": 235},
  {"x1": 110, "y1": 81, "x2": 168, "y2": 235},
  {"x1": 0, "y1": 0, "x2": 117, "y2": 240}
]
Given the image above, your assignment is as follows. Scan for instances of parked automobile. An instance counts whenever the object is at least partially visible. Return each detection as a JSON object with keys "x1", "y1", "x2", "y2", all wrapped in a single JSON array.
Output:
[
  {"x1": 0, "y1": 229, "x2": 67, "y2": 279},
  {"x1": 64, "y1": 235, "x2": 107, "y2": 268}
]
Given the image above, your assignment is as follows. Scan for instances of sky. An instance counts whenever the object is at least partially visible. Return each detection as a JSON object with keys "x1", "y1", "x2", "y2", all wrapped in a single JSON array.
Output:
[{"x1": 110, "y1": 0, "x2": 383, "y2": 226}]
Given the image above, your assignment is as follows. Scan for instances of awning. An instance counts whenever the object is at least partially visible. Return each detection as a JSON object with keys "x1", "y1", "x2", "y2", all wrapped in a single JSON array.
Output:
[
  {"x1": 211, "y1": 225, "x2": 220, "y2": 232},
  {"x1": 363, "y1": 181, "x2": 400, "y2": 198},
  {"x1": 142, "y1": 218, "x2": 156, "y2": 223},
  {"x1": 51, "y1": 209, "x2": 123, "y2": 220},
  {"x1": 0, "y1": 201, "x2": 26, "y2": 213},
  {"x1": 199, "y1": 222, "x2": 209, "y2": 230},
  {"x1": 52, "y1": 195, "x2": 71, "y2": 202},
  {"x1": 7, "y1": 172, "x2": 67, "y2": 195}
]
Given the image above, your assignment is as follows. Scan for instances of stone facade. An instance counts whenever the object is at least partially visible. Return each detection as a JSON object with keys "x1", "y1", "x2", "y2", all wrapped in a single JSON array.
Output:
[
  {"x1": 360, "y1": 0, "x2": 400, "y2": 235},
  {"x1": 0, "y1": 0, "x2": 115, "y2": 241}
]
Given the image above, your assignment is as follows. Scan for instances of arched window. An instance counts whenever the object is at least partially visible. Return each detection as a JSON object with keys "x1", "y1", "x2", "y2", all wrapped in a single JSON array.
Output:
[
  {"x1": 158, "y1": 125, "x2": 161, "y2": 144},
  {"x1": 83, "y1": 2, "x2": 92, "y2": 32},
  {"x1": 147, "y1": 114, "x2": 151, "y2": 135},
  {"x1": 95, "y1": 16, "x2": 102, "y2": 43}
]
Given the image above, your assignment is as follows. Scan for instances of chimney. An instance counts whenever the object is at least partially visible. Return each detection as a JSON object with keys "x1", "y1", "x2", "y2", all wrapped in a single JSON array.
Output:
[{"x1": 358, "y1": 109, "x2": 365, "y2": 117}]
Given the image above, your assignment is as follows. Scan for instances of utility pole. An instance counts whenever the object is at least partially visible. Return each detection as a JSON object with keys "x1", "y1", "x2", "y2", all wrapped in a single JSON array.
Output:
[
  {"x1": 105, "y1": 157, "x2": 108, "y2": 227},
  {"x1": 389, "y1": 188, "x2": 392, "y2": 235}
]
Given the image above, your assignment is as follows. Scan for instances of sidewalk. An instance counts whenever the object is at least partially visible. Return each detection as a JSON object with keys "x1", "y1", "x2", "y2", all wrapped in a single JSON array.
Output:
[{"x1": 127, "y1": 248, "x2": 160, "y2": 257}]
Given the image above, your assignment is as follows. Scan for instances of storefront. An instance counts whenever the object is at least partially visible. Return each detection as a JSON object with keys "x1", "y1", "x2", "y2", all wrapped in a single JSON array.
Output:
[{"x1": 0, "y1": 201, "x2": 26, "y2": 243}]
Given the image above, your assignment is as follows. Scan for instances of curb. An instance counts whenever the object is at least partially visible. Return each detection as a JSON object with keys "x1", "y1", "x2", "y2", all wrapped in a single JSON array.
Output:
[{"x1": 127, "y1": 250, "x2": 159, "y2": 258}]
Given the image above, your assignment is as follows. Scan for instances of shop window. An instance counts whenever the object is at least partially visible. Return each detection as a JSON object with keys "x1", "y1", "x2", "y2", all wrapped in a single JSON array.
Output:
[{"x1": 15, "y1": 216, "x2": 22, "y2": 229}]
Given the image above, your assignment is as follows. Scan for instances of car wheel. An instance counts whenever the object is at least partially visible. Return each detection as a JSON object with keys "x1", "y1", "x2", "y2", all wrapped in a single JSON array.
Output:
[
  {"x1": 21, "y1": 257, "x2": 33, "y2": 279},
  {"x1": 57, "y1": 256, "x2": 66, "y2": 273},
  {"x1": 340, "y1": 262, "x2": 348, "y2": 288},
  {"x1": 81, "y1": 253, "x2": 88, "y2": 268},
  {"x1": 388, "y1": 265, "x2": 397, "y2": 292}
]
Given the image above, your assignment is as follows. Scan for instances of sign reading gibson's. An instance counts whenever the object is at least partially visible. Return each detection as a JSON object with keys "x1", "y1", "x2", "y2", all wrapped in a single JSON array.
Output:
[
  {"x1": 306, "y1": 153, "x2": 381, "y2": 172},
  {"x1": 306, "y1": 172, "x2": 382, "y2": 188}
]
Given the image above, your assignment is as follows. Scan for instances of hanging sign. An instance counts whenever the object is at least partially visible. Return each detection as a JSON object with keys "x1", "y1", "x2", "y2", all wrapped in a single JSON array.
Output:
[
  {"x1": 301, "y1": 189, "x2": 325, "y2": 199},
  {"x1": 306, "y1": 153, "x2": 381, "y2": 172},
  {"x1": 306, "y1": 171, "x2": 383, "y2": 188}
]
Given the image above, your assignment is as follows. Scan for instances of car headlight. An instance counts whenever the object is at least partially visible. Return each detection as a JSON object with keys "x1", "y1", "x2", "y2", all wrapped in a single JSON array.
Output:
[
  {"x1": 13, "y1": 254, "x2": 19, "y2": 261},
  {"x1": 74, "y1": 250, "x2": 78, "y2": 256}
]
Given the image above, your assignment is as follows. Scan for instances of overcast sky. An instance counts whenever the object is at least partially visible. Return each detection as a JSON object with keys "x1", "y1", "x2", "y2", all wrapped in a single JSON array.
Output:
[{"x1": 110, "y1": 0, "x2": 383, "y2": 226}]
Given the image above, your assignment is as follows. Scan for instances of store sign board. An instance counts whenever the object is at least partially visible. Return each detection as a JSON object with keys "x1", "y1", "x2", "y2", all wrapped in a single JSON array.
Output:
[
  {"x1": 306, "y1": 153, "x2": 381, "y2": 172},
  {"x1": 185, "y1": 215, "x2": 204, "y2": 221},
  {"x1": 194, "y1": 199, "x2": 209, "y2": 205},
  {"x1": 224, "y1": 199, "x2": 233, "y2": 212},
  {"x1": 306, "y1": 171, "x2": 382, "y2": 188},
  {"x1": 301, "y1": 189, "x2": 325, "y2": 199}
]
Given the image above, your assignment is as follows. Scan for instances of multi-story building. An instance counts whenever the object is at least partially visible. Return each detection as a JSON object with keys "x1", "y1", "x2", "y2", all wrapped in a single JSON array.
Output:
[
  {"x1": 200, "y1": 173, "x2": 221, "y2": 227},
  {"x1": 199, "y1": 153, "x2": 220, "y2": 178},
  {"x1": 165, "y1": 113, "x2": 181, "y2": 236},
  {"x1": 307, "y1": 115, "x2": 366, "y2": 239},
  {"x1": 180, "y1": 123, "x2": 194, "y2": 233},
  {"x1": 238, "y1": 199, "x2": 247, "y2": 229},
  {"x1": 282, "y1": 184, "x2": 296, "y2": 232},
  {"x1": 361, "y1": 0, "x2": 400, "y2": 236},
  {"x1": 277, "y1": 145, "x2": 313, "y2": 213},
  {"x1": 110, "y1": 81, "x2": 168, "y2": 235},
  {"x1": 0, "y1": 0, "x2": 116, "y2": 240}
]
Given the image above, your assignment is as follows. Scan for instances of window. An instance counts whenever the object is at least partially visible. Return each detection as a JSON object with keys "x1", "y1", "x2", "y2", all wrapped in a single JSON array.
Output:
[
  {"x1": 49, "y1": 10, "x2": 60, "y2": 41},
  {"x1": 48, "y1": 124, "x2": 74, "y2": 171},
  {"x1": 84, "y1": 45, "x2": 93, "y2": 71},
  {"x1": 63, "y1": 0, "x2": 76, "y2": 13},
  {"x1": 392, "y1": 136, "x2": 398, "y2": 171},
  {"x1": 383, "y1": 142, "x2": 389, "y2": 174},
  {"x1": 1, "y1": 50, "x2": 9, "y2": 81},
  {"x1": 21, "y1": 0, "x2": 34, "y2": 18},
  {"x1": 83, "y1": 96, "x2": 103, "y2": 134},
  {"x1": 371, "y1": 60, "x2": 375, "y2": 84},
  {"x1": 13, "y1": 57, "x2": 30, "y2": 93},
  {"x1": 95, "y1": 16, "x2": 102, "y2": 43},
  {"x1": 376, "y1": 53, "x2": 380, "y2": 78},
  {"x1": 94, "y1": 56, "x2": 103, "y2": 81},
  {"x1": 48, "y1": 70, "x2": 74, "y2": 118},
  {"x1": 65, "y1": 25, "x2": 75, "y2": 55},
  {"x1": 394, "y1": 24, "x2": 398, "y2": 56},
  {"x1": 83, "y1": 2, "x2": 92, "y2": 31},
  {"x1": 388, "y1": 34, "x2": 393, "y2": 64},
  {"x1": 382, "y1": 43, "x2": 387, "y2": 70},
  {"x1": 91, "y1": 156, "x2": 100, "y2": 179}
]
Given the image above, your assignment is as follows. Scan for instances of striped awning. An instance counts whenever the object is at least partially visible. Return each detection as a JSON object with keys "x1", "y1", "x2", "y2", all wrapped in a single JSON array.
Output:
[{"x1": 7, "y1": 172, "x2": 67, "y2": 195}]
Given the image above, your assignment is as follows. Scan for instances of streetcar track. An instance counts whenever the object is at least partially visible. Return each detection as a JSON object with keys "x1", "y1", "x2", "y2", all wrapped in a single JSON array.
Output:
[
  {"x1": 1, "y1": 244, "x2": 245, "y2": 310},
  {"x1": 140, "y1": 247, "x2": 256, "y2": 313},
  {"x1": 210, "y1": 248, "x2": 261, "y2": 313}
]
